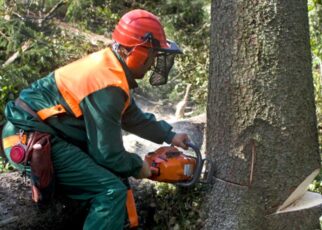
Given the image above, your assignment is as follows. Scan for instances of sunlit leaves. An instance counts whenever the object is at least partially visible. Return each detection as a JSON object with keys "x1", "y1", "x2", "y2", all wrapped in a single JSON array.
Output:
[{"x1": 308, "y1": 0, "x2": 322, "y2": 194}]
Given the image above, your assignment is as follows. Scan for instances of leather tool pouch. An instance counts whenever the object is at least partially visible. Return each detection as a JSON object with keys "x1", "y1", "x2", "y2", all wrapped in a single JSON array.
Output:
[
  {"x1": 24, "y1": 131, "x2": 54, "y2": 204},
  {"x1": 14, "y1": 99, "x2": 55, "y2": 204}
]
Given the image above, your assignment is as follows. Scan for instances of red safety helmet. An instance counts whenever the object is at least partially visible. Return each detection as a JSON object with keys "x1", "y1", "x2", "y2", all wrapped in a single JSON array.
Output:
[
  {"x1": 113, "y1": 9, "x2": 167, "y2": 48},
  {"x1": 112, "y1": 9, "x2": 182, "y2": 85}
]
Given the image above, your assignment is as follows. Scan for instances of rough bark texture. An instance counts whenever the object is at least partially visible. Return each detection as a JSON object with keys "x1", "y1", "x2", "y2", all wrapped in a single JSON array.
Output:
[{"x1": 203, "y1": 0, "x2": 321, "y2": 229}]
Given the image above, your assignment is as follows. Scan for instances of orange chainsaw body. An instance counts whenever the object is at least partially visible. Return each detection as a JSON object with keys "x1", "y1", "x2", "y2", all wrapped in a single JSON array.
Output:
[{"x1": 145, "y1": 146, "x2": 196, "y2": 183}]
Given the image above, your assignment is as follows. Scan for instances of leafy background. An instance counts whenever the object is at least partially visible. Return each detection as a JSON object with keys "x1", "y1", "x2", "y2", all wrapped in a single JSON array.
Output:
[
  {"x1": 308, "y1": 0, "x2": 322, "y2": 194},
  {"x1": 0, "y1": 0, "x2": 321, "y2": 228}
]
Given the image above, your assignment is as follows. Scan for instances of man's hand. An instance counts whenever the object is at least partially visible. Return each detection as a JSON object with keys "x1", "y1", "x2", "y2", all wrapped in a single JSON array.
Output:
[
  {"x1": 171, "y1": 133, "x2": 190, "y2": 150},
  {"x1": 135, "y1": 161, "x2": 152, "y2": 179}
]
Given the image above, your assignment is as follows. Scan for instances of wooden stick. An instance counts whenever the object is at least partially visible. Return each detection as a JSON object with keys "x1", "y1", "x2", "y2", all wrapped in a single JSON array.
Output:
[
  {"x1": 0, "y1": 31, "x2": 9, "y2": 41},
  {"x1": 2, "y1": 40, "x2": 32, "y2": 67},
  {"x1": 12, "y1": 12, "x2": 26, "y2": 21},
  {"x1": 12, "y1": 1, "x2": 67, "y2": 26},
  {"x1": 38, "y1": 0, "x2": 67, "y2": 25}
]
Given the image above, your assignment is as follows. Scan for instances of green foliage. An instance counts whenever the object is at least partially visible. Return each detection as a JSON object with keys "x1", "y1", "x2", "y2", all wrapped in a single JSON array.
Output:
[
  {"x1": 0, "y1": 2, "x2": 321, "y2": 229},
  {"x1": 0, "y1": 156, "x2": 14, "y2": 172},
  {"x1": 65, "y1": 0, "x2": 120, "y2": 34},
  {"x1": 308, "y1": 0, "x2": 322, "y2": 195},
  {"x1": 151, "y1": 183, "x2": 208, "y2": 230},
  {"x1": 0, "y1": 12, "x2": 100, "y2": 122}
]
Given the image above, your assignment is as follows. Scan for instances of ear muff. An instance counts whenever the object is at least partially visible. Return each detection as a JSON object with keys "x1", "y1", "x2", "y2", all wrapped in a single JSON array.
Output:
[{"x1": 125, "y1": 46, "x2": 152, "y2": 70}]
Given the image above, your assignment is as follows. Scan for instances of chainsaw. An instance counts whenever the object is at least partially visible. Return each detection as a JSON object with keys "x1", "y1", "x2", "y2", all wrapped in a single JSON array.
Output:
[
  {"x1": 125, "y1": 142, "x2": 213, "y2": 229},
  {"x1": 145, "y1": 142, "x2": 213, "y2": 187}
]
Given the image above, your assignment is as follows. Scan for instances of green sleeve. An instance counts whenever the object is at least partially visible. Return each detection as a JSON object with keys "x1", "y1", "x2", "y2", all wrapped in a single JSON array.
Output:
[
  {"x1": 121, "y1": 97, "x2": 176, "y2": 144},
  {"x1": 80, "y1": 87, "x2": 143, "y2": 178}
]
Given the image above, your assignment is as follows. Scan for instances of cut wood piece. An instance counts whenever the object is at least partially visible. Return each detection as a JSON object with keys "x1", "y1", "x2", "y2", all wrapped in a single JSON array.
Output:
[
  {"x1": 175, "y1": 83, "x2": 192, "y2": 119},
  {"x1": 2, "y1": 40, "x2": 32, "y2": 67},
  {"x1": 267, "y1": 195, "x2": 322, "y2": 230},
  {"x1": 276, "y1": 191, "x2": 322, "y2": 214},
  {"x1": 277, "y1": 168, "x2": 320, "y2": 212}
]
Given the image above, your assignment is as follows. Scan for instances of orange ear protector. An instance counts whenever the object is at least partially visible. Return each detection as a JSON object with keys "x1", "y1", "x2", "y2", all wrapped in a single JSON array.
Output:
[{"x1": 125, "y1": 46, "x2": 153, "y2": 70}]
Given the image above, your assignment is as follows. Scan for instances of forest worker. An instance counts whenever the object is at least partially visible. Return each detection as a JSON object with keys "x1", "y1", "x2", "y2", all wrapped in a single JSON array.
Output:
[{"x1": 1, "y1": 9, "x2": 189, "y2": 229}]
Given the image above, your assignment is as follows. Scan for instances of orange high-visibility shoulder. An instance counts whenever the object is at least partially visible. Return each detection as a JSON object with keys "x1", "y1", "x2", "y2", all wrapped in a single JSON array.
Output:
[
  {"x1": 37, "y1": 104, "x2": 66, "y2": 120},
  {"x1": 55, "y1": 48, "x2": 130, "y2": 117}
]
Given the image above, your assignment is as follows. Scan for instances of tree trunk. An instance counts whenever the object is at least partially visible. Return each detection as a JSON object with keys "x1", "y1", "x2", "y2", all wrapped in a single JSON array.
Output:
[{"x1": 203, "y1": 0, "x2": 322, "y2": 229}]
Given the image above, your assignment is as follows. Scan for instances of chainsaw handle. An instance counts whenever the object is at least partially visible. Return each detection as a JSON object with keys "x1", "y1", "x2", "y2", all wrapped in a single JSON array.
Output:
[{"x1": 174, "y1": 141, "x2": 203, "y2": 187}]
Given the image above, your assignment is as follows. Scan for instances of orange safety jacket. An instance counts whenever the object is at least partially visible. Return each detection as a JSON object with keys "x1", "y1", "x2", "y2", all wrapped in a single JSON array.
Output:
[{"x1": 37, "y1": 48, "x2": 131, "y2": 120}]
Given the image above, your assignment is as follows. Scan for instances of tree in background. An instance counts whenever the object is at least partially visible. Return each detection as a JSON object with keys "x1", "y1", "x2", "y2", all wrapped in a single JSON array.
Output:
[{"x1": 204, "y1": 0, "x2": 321, "y2": 229}]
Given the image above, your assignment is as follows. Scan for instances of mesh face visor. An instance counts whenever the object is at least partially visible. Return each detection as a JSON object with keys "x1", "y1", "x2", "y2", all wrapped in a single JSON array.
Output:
[
  {"x1": 149, "y1": 53, "x2": 175, "y2": 86},
  {"x1": 149, "y1": 40, "x2": 182, "y2": 86}
]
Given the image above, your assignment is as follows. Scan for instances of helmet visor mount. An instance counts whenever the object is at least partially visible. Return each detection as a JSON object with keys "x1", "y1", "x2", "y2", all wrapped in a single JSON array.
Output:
[{"x1": 149, "y1": 40, "x2": 182, "y2": 86}]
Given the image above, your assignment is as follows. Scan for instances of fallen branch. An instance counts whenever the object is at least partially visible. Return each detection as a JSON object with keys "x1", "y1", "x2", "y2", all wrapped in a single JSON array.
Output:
[
  {"x1": 11, "y1": 0, "x2": 67, "y2": 26},
  {"x1": 54, "y1": 20, "x2": 112, "y2": 46},
  {"x1": 2, "y1": 40, "x2": 32, "y2": 68},
  {"x1": 38, "y1": 0, "x2": 67, "y2": 26},
  {"x1": 0, "y1": 31, "x2": 9, "y2": 41},
  {"x1": 11, "y1": 12, "x2": 26, "y2": 21}
]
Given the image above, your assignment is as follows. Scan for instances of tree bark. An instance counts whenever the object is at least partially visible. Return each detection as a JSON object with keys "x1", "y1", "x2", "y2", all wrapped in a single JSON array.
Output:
[{"x1": 203, "y1": 0, "x2": 322, "y2": 229}]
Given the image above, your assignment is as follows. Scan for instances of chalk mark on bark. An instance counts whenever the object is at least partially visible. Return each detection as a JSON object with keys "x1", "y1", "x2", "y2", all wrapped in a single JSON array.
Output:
[
  {"x1": 249, "y1": 139, "x2": 256, "y2": 186},
  {"x1": 214, "y1": 139, "x2": 256, "y2": 188}
]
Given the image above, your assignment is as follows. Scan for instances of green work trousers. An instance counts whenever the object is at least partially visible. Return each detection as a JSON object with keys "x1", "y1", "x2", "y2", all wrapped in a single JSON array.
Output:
[{"x1": 2, "y1": 122, "x2": 127, "y2": 230}]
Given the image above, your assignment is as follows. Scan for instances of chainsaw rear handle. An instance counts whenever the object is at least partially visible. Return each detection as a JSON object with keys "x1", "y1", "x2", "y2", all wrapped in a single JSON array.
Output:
[{"x1": 174, "y1": 141, "x2": 203, "y2": 187}]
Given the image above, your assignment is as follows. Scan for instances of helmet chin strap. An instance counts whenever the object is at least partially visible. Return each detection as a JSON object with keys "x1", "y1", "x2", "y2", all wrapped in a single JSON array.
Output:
[{"x1": 112, "y1": 42, "x2": 128, "y2": 60}]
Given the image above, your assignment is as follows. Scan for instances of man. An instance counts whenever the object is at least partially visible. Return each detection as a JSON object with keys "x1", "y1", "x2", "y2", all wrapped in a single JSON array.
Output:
[{"x1": 1, "y1": 9, "x2": 189, "y2": 229}]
